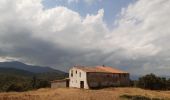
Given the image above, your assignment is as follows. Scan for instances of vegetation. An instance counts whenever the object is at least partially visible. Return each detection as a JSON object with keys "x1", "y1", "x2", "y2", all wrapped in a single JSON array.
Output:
[
  {"x1": 134, "y1": 73, "x2": 170, "y2": 90},
  {"x1": 120, "y1": 94, "x2": 164, "y2": 100},
  {"x1": 0, "y1": 68, "x2": 68, "y2": 92}
]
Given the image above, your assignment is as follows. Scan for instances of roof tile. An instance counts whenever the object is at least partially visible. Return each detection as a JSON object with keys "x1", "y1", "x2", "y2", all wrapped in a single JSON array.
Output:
[{"x1": 74, "y1": 66, "x2": 128, "y2": 74}]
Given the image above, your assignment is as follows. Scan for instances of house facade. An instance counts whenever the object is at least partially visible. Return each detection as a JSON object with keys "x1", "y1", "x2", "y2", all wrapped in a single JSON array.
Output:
[{"x1": 69, "y1": 65, "x2": 130, "y2": 89}]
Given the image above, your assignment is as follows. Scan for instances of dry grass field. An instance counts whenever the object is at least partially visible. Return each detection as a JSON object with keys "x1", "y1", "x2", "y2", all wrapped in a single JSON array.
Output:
[{"x1": 0, "y1": 87, "x2": 170, "y2": 100}]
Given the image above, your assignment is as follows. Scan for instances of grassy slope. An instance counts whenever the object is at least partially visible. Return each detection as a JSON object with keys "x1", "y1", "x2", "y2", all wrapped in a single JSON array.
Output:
[{"x1": 0, "y1": 88, "x2": 170, "y2": 100}]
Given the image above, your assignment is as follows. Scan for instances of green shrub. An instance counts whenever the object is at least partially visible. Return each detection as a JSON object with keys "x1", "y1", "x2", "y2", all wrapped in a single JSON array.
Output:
[
  {"x1": 136, "y1": 73, "x2": 167, "y2": 90},
  {"x1": 120, "y1": 94, "x2": 164, "y2": 100},
  {"x1": 7, "y1": 83, "x2": 24, "y2": 92}
]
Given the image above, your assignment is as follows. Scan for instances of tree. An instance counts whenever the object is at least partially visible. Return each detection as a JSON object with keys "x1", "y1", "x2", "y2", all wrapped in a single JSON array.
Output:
[
  {"x1": 167, "y1": 78, "x2": 170, "y2": 90},
  {"x1": 137, "y1": 73, "x2": 166, "y2": 90},
  {"x1": 31, "y1": 76, "x2": 37, "y2": 89},
  {"x1": 36, "y1": 80, "x2": 50, "y2": 88}
]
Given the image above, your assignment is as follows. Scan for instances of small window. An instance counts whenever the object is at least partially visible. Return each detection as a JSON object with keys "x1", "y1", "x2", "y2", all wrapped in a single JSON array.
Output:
[
  {"x1": 76, "y1": 70, "x2": 77, "y2": 74},
  {"x1": 112, "y1": 74, "x2": 114, "y2": 78},
  {"x1": 71, "y1": 70, "x2": 73, "y2": 77},
  {"x1": 79, "y1": 72, "x2": 81, "y2": 77},
  {"x1": 123, "y1": 74, "x2": 126, "y2": 77},
  {"x1": 119, "y1": 74, "x2": 121, "y2": 78},
  {"x1": 107, "y1": 74, "x2": 110, "y2": 77}
]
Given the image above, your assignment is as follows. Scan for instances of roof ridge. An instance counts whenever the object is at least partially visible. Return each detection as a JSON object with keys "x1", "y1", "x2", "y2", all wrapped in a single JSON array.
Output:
[
  {"x1": 73, "y1": 65, "x2": 128, "y2": 74},
  {"x1": 97, "y1": 66, "x2": 128, "y2": 73}
]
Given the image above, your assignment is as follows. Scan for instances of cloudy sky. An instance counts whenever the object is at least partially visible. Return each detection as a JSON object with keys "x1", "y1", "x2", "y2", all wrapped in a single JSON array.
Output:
[{"x1": 0, "y1": 0, "x2": 170, "y2": 76}]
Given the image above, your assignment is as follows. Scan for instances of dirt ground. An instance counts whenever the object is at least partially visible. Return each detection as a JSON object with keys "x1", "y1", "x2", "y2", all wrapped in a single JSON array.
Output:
[{"x1": 0, "y1": 87, "x2": 170, "y2": 100}]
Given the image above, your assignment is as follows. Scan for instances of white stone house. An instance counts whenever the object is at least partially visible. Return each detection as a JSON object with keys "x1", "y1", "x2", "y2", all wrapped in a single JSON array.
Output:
[{"x1": 69, "y1": 65, "x2": 130, "y2": 89}]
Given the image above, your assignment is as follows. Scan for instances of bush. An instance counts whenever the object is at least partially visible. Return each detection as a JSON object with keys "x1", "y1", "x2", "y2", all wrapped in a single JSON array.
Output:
[
  {"x1": 166, "y1": 78, "x2": 170, "y2": 90},
  {"x1": 120, "y1": 94, "x2": 164, "y2": 100},
  {"x1": 7, "y1": 83, "x2": 24, "y2": 92},
  {"x1": 36, "y1": 80, "x2": 50, "y2": 88},
  {"x1": 137, "y1": 73, "x2": 167, "y2": 90}
]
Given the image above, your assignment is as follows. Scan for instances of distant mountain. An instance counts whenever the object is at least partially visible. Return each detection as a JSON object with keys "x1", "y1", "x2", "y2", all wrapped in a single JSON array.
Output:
[
  {"x1": 0, "y1": 67, "x2": 35, "y2": 77},
  {"x1": 0, "y1": 61, "x2": 66, "y2": 74}
]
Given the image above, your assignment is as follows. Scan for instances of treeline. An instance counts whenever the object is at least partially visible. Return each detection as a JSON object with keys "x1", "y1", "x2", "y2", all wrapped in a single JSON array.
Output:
[
  {"x1": 0, "y1": 74, "x2": 50, "y2": 92},
  {"x1": 0, "y1": 72, "x2": 68, "y2": 92},
  {"x1": 131, "y1": 73, "x2": 170, "y2": 90}
]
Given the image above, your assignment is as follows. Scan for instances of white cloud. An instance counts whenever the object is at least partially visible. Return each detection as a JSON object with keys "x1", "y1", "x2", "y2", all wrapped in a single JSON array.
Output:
[
  {"x1": 0, "y1": 57, "x2": 19, "y2": 62},
  {"x1": 84, "y1": 0, "x2": 98, "y2": 4},
  {"x1": 67, "y1": 0, "x2": 78, "y2": 3},
  {"x1": 67, "y1": 0, "x2": 100, "y2": 4},
  {"x1": 108, "y1": 0, "x2": 170, "y2": 75},
  {"x1": 0, "y1": 0, "x2": 170, "y2": 75},
  {"x1": 0, "y1": 0, "x2": 108, "y2": 69}
]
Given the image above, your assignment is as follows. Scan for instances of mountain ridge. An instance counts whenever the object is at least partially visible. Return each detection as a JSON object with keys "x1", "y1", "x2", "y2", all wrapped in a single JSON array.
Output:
[{"x1": 0, "y1": 61, "x2": 66, "y2": 74}]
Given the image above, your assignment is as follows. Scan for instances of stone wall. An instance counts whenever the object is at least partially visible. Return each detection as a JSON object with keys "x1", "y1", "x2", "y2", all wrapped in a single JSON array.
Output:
[
  {"x1": 87, "y1": 72, "x2": 129, "y2": 88},
  {"x1": 51, "y1": 81, "x2": 67, "y2": 88}
]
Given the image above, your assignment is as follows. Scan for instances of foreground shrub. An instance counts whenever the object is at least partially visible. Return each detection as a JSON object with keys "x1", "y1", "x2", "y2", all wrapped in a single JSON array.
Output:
[
  {"x1": 6, "y1": 84, "x2": 24, "y2": 92},
  {"x1": 120, "y1": 94, "x2": 164, "y2": 100}
]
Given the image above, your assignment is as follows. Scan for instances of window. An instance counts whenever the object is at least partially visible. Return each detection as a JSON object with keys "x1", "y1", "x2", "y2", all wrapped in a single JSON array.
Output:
[
  {"x1": 123, "y1": 74, "x2": 126, "y2": 77},
  {"x1": 113, "y1": 74, "x2": 117, "y2": 78},
  {"x1": 107, "y1": 74, "x2": 110, "y2": 78},
  {"x1": 76, "y1": 70, "x2": 77, "y2": 74},
  {"x1": 71, "y1": 70, "x2": 73, "y2": 77},
  {"x1": 112, "y1": 74, "x2": 114, "y2": 78},
  {"x1": 79, "y1": 72, "x2": 81, "y2": 77},
  {"x1": 119, "y1": 74, "x2": 121, "y2": 78}
]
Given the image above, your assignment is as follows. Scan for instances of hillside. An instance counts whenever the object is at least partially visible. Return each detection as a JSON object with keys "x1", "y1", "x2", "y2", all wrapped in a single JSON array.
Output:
[
  {"x1": 0, "y1": 88, "x2": 170, "y2": 100},
  {"x1": 0, "y1": 61, "x2": 65, "y2": 74},
  {"x1": 0, "y1": 67, "x2": 68, "y2": 81},
  {"x1": 0, "y1": 61, "x2": 68, "y2": 81},
  {"x1": 0, "y1": 67, "x2": 68, "y2": 92},
  {"x1": 0, "y1": 62, "x2": 68, "y2": 92},
  {"x1": 0, "y1": 68, "x2": 35, "y2": 77}
]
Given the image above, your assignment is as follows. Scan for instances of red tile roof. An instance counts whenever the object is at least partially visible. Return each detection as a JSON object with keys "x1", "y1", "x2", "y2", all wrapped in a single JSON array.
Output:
[{"x1": 74, "y1": 66, "x2": 128, "y2": 74}]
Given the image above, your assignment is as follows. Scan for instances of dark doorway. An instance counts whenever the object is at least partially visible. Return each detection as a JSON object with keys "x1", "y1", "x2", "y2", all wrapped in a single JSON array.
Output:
[
  {"x1": 80, "y1": 81, "x2": 84, "y2": 88},
  {"x1": 66, "y1": 80, "x2": 69, "y2": 87}
]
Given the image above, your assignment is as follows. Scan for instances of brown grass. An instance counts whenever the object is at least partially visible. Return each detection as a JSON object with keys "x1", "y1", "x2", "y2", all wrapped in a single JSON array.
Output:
[{"x1": 0, "y1": 87, "x2": 170, "y2": 100}]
